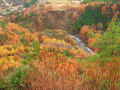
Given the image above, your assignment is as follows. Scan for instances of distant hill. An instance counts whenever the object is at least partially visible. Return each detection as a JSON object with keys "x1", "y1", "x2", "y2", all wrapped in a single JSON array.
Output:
[
  {"x1": 0, "y1": 0, "x2": 39, "y2": 15},
  {"x1": 0, "y1": 0, "x2": 37, "y2": 7}
]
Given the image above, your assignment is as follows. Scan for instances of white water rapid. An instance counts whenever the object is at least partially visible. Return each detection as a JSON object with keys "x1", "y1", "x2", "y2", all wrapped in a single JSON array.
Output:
[{"x1": 71, "y1": 35, "x2": 94, "y2": 54}]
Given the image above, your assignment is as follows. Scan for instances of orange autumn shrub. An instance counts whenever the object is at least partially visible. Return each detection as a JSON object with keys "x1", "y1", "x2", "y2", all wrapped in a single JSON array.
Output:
[
  {"x1": 79, "y1": 50, "x2": 86, "y2": 57},
  {"x1": 101, "y1": 5, "x2": 114, "y2": 17},
  {"x1": 80, "y1": 25, "x2": 91, "y2": 41},
  {"x1": 97, "y1": 22, "x2": 103, "y2": 30},
  {"x1": 87, "y1": 38, "x2": 98, "y2": 53},
  {"x1": 10, "y1": 15, "x2": 17, "y2": 21},
  {"x1": 25, "y1": 47, "x2": 84, "y2": 90},
  {"x1": 78, "y1": 4, "x2": 86, "y2": 13},
  {"x1": 0, "y1": 21, "x2": 38, "y2": 72},
  {"x1": 26, "y1": 62, "x2": 82, "y2": 90},
  {"x1": 0, "y1": 45, "x2": 26, "y2": 71},
  {"x1": 85, "y1": 59, "x2": 120, "y2": 90},
  {"x1": 87, "y1": 31, "x2": 101, "y2": 53},
  {"x1": 73, "y1": 12, "x2": 79, "y2": 20},
  {"x1": 0, "y1": 22, "x2": 37, "y2": 45},
  {"x1": 80, "y1": 24, "x2": 101, "y2": 52},
  {"x1": 111, "y1": 4, "x2": 120, "y2": 14},
  {"x1": 80, "y1": 25, "x2": 98, "y2": 41}
]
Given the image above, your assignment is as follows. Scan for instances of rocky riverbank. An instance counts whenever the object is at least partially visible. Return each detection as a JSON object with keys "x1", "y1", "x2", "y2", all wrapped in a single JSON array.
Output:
[{"x1": 0, "y1": 0, "x2": 24, "y2": 16}]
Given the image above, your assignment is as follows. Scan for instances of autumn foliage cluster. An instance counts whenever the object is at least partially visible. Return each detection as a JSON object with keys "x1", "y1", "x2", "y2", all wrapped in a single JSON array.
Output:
[{"x1": 0, "y1": 1, "x2": 120, "y2": 90}]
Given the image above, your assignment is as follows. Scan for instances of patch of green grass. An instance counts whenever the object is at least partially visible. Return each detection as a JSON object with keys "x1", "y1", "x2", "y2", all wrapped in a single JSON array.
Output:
[
  {"x1": 0, "y1": 82, "x2": 7, "y2": 89},
  {"x1": 24, "y1": 0, "x2": 38, "y2": 8},
  {"x1": 25, "y1": 41, "x2": 42, "y2": 61},
  {"x1": 0, "y1": 21, "x2": 8, "y2": 30},
  {"x1": 20, "y1": 37, "x2": 29, "y2": 46},
  {"x1": 21, "y1": 59, "x2": 30, "y2": 65},
  {"x1": 7, "y1": 66, "x2": 30, "y2": 90}
]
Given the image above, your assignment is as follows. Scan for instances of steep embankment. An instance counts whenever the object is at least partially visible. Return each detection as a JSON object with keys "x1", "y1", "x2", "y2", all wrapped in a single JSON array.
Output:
[
  {"x1": 0, "y1": 20, "x2": 86, "y2": 90},
  {"x1": 7, "y1": 2, "x2": 120, "y2": 52}
]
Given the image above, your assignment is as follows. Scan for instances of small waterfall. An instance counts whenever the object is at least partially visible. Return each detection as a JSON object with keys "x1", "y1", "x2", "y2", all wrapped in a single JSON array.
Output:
[{"x1": 70, "y1": 35, "x2": 94, "y2": 54}]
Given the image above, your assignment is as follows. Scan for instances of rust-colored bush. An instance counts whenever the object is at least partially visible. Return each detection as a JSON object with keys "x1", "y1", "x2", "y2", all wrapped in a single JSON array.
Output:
[
  {"x1": 80, "y1": 25, "x2": 91, "y2": 41},
  {"x1": 101, "y1": 5, "x2": 114, "y2": 17},
  {"x1": 25, "y1": 48, "x2": 84, "y2": 90},
  {"x1": 97, "y1": 22, "x2": 103, "y2": 30},
  {"x1": 112, "y1": 4, "x2": 120, "y2": 13},
  {"x1": 85, "y1": 60, "x2": 120, "y2": 90}
]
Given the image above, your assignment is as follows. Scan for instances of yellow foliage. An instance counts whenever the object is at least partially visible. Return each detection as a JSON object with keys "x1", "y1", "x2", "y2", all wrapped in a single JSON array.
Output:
[
  {"x1": 0, "y1": 56, "x2": 20, "y2": 71},
  {"x1": 42, "y1": 38, "x2": 72, "y2": 51}
]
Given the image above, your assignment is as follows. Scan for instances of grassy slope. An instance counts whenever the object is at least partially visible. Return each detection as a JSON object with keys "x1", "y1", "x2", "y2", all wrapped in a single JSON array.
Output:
[{"x1": 0, "y1": 1, "x2": 120, "y2": 90}]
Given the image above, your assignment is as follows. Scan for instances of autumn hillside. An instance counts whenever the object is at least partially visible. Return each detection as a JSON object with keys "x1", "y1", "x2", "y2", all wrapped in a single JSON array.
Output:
[{"x1": 0, "y1": 0, "x2": 120, "y2": 90}]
